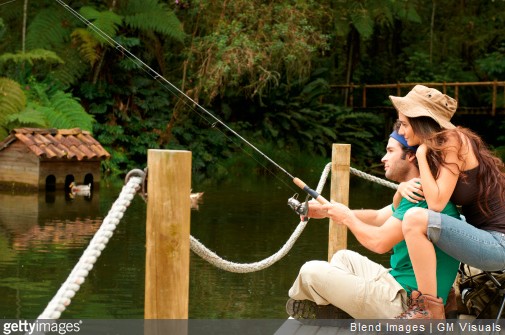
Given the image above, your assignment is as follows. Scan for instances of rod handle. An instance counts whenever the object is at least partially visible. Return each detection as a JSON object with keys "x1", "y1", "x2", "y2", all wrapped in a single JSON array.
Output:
[{"x1": 292, "y1": 177, "x2": 330, "y2": 205}]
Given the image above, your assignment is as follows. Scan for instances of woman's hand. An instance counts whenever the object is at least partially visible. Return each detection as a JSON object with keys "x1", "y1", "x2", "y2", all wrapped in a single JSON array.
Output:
[
  {"x1": 397, "y1": 177, "x2": 424, "y2": 203},
  {"x1": 416, "y1": 143, "x2": 428, "y2": 159}
]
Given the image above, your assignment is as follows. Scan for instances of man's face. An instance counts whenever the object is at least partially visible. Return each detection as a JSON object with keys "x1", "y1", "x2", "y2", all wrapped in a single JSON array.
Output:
[{"x1": 381, "y1": 137, "x2": 411, "y2": 182}]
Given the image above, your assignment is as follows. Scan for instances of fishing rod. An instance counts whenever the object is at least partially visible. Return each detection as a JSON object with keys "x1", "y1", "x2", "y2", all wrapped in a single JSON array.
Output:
[{"x1": 55, "y1": 0, "x2": 330, "y2": 209}]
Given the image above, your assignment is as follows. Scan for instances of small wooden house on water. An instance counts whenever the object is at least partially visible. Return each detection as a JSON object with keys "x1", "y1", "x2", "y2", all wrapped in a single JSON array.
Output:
[{"x1": 0, "y1": 128, "x2": 110, "y2": 191}]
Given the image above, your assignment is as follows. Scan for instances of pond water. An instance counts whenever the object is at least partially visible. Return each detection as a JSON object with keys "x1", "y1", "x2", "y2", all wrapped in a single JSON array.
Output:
[{"x1": 0, "y1": 172, "x2": 394, "y2": 319}]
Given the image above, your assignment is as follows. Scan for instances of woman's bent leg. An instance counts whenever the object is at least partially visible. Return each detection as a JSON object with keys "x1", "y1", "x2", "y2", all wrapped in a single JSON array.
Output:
[
  {"x1": 402, "y1": 207, "x2": 438, "y2": 297},
  {"x1": 427, "y1": 211, "x2": 505, "y2": 271}
]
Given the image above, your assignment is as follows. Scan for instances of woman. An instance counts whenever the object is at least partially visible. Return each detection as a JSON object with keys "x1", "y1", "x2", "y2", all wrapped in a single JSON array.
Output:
[{"x1": 390, "y1": 85, "x2": 505, "y2": 319}]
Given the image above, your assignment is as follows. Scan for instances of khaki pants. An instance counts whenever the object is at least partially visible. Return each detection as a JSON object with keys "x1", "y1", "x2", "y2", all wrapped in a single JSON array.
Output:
[{"x1": 288, "y1": 249, "x2": 407, "y2": 319}]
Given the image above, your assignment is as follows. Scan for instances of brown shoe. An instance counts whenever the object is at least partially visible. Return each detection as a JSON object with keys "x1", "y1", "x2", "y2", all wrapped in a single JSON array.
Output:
[
  {"x1": 396, "y1": 290, "x2": 445, "y2": 319},
  {"x1": 444, "y1": 287, "x2": 458, "y2": 319},
  {"x1": 286, "y1": 298, "x2": 353, "y2": 322}
]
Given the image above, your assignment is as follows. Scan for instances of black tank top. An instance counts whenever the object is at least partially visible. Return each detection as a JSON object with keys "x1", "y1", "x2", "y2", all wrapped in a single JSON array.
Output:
[{"x1": 450, "y1": 167, "x2": 505, "y2": 233}]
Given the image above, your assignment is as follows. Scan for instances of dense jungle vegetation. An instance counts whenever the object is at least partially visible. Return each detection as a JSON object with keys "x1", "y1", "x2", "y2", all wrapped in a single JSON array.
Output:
[{"x1": 1, "y1": 0, "x2": 505, "y2": 182}]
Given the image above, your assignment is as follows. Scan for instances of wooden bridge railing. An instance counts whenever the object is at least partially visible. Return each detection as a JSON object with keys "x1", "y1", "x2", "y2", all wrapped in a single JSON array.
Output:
[{"x1": 331, "y1": 81, "x2": 505, "y2": 116}]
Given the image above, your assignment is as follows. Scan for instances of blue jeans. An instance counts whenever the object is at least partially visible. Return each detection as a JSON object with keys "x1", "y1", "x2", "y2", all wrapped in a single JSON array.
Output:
[{"x1": 427, "y1": 210, "x2": 505, "y2": 271}]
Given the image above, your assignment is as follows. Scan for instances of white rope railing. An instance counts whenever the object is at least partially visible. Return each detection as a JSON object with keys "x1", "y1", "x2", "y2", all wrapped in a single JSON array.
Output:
[
  {"x1": 350, "y1": 166, "x2": 398, "y2": 190},
  {"x1": 188, "y1": 163, "x2": 332, "y2": 273},
  {"x1": 37, "y1": 176, "x2": 142, "y2": 319},
  {"x1": 189, "y1": 163, "x2": 399, "y2": 272}
]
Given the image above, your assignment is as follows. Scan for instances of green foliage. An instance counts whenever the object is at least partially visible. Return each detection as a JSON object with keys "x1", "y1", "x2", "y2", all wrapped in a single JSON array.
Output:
[
  {"x1": 476, "y1": 44, "x2": 505, "y2": 79},
  {"x1": 3, "y1": 0, "x2": 505, "y2": 181},
  {"x1": 42, "y1": 91, "x2": 94, "y2": 131},
  {"x1": 0, "y1": 49, "x2": 63, "y2": 66},
  {"x1": 3, "y1": 7, "x2": 87, "y2": 87},
  {"x1": 404, "y1": 52, "x2": 477, "y2": 83},
  {"x1": 0, "y1": 77, "x2": 26, "y2": 138},
  {"x1": 123, "y1": 0, "x2": 186, "y2": 42},
  {"x1": 187, "y1": 0, "x2": 330, "y2": 103},
  {"x1": 0, "y1": 18, "x2": 5, "y2": 41},
  {"x1": 334, "y1": 0, "x2": 421, "y2": 39},
  {"x1": 0, "y1": 78, "x2": 94, "y2": 139},
  {"x1": 79, "y1": 6, "x2": 123, "y2": 45},
  {"x1": 71, "y1": 28, "x2": 101, "y2": 66},
  {"x1": 258, "y1": 77, "x2": 383, "y2": 169},
  {"x1": 6, "y1": 108, "x2": 47, "y2": 128},
  {"x1": 49, "y1": 47, "x2": 89, "y2": 87},
  {"x1": 25, "y1": 8, "x2": 73, "y2": 50},
  {"x1": 94, "y1": 117, "x2": 161, "y2": 176}
]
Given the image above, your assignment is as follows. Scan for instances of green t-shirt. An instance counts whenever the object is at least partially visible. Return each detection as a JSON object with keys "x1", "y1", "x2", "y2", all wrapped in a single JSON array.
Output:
[{"x1": 389, "y1": 198, "x2": 460, "y2": 304}]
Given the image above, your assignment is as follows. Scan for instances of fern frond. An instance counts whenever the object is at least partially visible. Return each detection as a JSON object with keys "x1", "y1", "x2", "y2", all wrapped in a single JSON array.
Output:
[
  {"x1": 0, "y1": 77, "x2": 26, "y2": 139},
  {"x1": 71, "y1": 28, "x2": 101, "y2": 66},
  {"x1": 80, "y1": 6, "x2": 123, "y2": 44},
  {"x1": 25, "y1": 83, "x2": 51, "y2": 106},
  {"x1": 6, "y1": 107, "x2": 48, "y2": 128},
  {"x1": 0, "y1": 77, "x2": 26, "y2": 117},
  {"x1": 123, "y1": 0, "x2": 186, "y2": 42},
  {"x1": 49, "y1": 47, "x2": 89, "y2": 87},
  {"x1": 45, "y1": 91, "x2": 94, "y2": 131},
  {"x1": 0, "y1": 18, "x2": 5, "y2": 42},
  {"x1": 0, "y1": 49, "x2": 63, "y2": 66},
  {"x1": 26, "y1": 8, "x2": 73, "y2": 50}
]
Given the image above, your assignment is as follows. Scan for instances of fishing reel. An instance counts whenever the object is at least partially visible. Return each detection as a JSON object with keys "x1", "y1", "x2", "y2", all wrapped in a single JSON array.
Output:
[{"x1": 287, "y1": 193, "x2": 310, "y2": 219}]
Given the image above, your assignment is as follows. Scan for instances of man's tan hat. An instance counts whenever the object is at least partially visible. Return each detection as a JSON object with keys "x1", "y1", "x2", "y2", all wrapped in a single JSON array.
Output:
[{"x1": 389, "y1": 85, "x2": 457, "y2": 129}]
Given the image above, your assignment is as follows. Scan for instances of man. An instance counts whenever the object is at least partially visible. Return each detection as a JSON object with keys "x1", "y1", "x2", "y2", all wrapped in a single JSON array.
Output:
[{"x1": 286, "y1": 127, "x2": 460, "y2": 320}]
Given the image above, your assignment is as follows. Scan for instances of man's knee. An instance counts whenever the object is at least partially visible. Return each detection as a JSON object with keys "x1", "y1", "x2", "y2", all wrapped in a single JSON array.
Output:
[
  {"x1": 299, "y1": 260, "x2": 326, "y2": 278},
  {"x1": 329, "y1": 249, "x2": 352, "y2": 263}
]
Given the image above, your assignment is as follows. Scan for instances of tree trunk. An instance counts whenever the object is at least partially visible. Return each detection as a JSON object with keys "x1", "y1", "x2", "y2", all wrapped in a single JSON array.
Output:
[
  {"x1": 430, "y1": 0, "x2": 436, "y2": 64},
  {"x1": 22, "y1": 0, "x2": 28, "y2": 54}
]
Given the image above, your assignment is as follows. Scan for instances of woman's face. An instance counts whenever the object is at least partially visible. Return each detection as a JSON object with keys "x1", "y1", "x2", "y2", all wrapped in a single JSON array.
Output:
[{"x1": 397, "y1": 113, "x2": 422, "y2": 146}]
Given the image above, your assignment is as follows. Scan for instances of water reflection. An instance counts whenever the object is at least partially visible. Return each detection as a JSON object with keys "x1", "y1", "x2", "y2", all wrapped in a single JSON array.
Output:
[
  {"x1": 0, "y1": 191, "x2": 102, "y2": 252},
  {"x1": 0, "y1": 176, "x2": 394, "y2": 319}
]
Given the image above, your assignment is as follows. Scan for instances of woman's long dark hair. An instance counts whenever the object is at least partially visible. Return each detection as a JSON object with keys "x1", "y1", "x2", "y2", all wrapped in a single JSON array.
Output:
[{"x1": 408, "y1": 116, "x2": 505, "y2": 217}]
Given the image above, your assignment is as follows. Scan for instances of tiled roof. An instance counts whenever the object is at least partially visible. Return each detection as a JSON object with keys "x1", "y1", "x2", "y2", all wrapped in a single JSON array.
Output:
[{"x1": 0, "y1": 128, "x2": 110, "y2": 160}]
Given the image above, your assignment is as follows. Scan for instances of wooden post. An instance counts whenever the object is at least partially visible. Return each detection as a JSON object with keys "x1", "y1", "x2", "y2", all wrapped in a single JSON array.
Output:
[
  {"x1": 362, "y1": 84, "x2": 367, "y2": 108},
  {"x1": 349, "y1": 83, "x2": 354, "y2": 108},
  {"x1": 328, "y1": 144, "x2": 351, "y2": 261},
  {"x1": 145, "y1": 149, "x2": 192, "y2": 319},
  {"x1": 492, "y1": 80, "x2": 497, "y2": 116}
]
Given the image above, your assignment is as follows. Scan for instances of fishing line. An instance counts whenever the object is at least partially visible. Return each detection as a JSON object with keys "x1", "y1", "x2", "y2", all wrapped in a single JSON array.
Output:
[
  {"x1": 0, "y1": 0, "x2": 17, "y2": 7},
  {"x1": 55, "y1": 0, "x2": 330, "y2": 204}
]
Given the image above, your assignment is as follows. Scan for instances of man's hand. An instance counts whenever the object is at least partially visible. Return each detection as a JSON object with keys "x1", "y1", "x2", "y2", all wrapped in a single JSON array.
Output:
[
  {"x1": 302, "y1": 200, "x2": 329, "y2": 220},
  {"x1": 321, "y1": 201, "x2": 354, "y2": 225}
]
